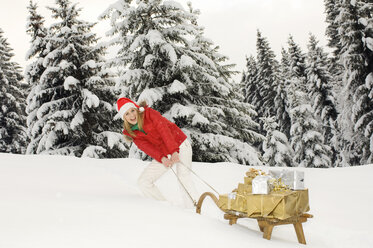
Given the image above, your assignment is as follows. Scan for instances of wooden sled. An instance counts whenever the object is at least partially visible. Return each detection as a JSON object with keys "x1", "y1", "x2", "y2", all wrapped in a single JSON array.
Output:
[{"x1": 196, "y1": 192, "x2": 313, "y2": 245}]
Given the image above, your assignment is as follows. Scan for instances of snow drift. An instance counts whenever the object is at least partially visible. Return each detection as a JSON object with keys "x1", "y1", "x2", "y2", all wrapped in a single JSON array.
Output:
[{"x1": 0, "y1": 153, "x2": 372, "y2": 248}]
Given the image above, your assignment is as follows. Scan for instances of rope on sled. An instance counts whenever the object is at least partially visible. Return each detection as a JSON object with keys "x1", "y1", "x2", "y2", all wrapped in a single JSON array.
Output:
[
  {"x1": 169, "y1": 161, "x2": 220, "y2": 208},
  {"x1": 170, "y1": 167, "x2": 197, "y2": 207},
  {"x1": 178, "y1": 162, "x2": 220, "y2": 195}
]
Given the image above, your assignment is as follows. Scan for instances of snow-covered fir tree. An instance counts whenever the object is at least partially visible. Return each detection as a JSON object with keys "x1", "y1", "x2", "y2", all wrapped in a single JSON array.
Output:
[
  {"x1": 25, "y1": 0, "x2": 49, "y2": 154},
  {"x1": 324, "y1": 0, "x2": 344, "y2": 80},
  {"x1": 288, "y1": 82, "x2": 332, "y2": 168},
  {"x1": 26, "y1": 0, "x2": 128, "y2": 158},
  {"x1": 353, "y1": 0, "x2": 373, "y2": 163},
  {"x1": 26, "y1": 0, "x2": 47, "y2": 62},
  {"x1": 240, "y1": 55, "x2": 263, "y2": 150},
  {"x1": 254, "y1": 30, "x2": 280, "y2": 121},
  {"x1": 101, "y1": 0, "x2": 264, "y2": 164},
  {"x1": 261, "y1": 116, "x2": 294, "y2": 167},
  {"x1": 241, "y1": 55, "x2": 259, "y2": 105},
  {"x1": 323, "y1": 0, "x2": 345, "y2": 166},
  {"x1": 305, "y1": 34, "x2": 338, "y2": 162},
  {"x1": 324, "y1": 0, "x2": 343, "y2": 57},
  {"x1": 0, "y1": 28, "x2": 28, "y2": 154},
  {"x1": 186, "y1": 3, "x2": 265, "y2": 158},
  {"x1": 275, "y1": 48, "x2": 292, "y2": 138},
  {"x1": 334, "y1": 0, "x2": 373, "y2": 165},
  {"x1": 187, "y1": 2, "x2": 238, "y2": 86},
  {"x1": 287, "y1": 36, "x2": 307, "y2": 85},
  {"x1": 286, "y1": 36, "x2": 332, "y2": 168},
  {"x1": 241, "y1": 31, "x2": 280, "y2": 136}
]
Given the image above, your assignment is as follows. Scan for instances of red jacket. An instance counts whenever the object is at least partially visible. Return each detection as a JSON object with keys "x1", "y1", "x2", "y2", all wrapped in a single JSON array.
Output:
[{"x1": 123, "y1": 106, "x2": 187, "y2": 163}]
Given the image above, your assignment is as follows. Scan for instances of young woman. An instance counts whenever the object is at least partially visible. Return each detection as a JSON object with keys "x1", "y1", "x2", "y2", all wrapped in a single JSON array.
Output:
[{"x1": 117, "y1": 97, "x2": 198, "y2": 207}]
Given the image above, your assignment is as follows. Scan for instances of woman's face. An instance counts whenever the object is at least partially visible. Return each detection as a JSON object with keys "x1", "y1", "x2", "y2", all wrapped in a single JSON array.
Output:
[{"x1": 124, "y1": 108, "x2": 138, "y2": 125}]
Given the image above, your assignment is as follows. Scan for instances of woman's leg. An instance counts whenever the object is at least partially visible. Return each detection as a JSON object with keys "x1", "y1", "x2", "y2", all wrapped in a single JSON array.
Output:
[
  {"x1": 137, "y1": 160, "x2": 168, "y2": 201},
  {"x1": 176, "y1": 139, "x2": 199, "y2": 207}
]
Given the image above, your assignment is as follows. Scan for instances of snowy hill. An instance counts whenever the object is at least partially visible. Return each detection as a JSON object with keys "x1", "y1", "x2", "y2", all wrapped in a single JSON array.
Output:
[{"x1": 1, "y1": 153, "x2": 372, "y2": 248}]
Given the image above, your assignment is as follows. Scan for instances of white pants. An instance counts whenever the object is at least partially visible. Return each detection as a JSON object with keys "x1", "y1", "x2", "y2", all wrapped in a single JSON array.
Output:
[{"x1": 137, "y1": 139, "x2": 198, "y2": 208}]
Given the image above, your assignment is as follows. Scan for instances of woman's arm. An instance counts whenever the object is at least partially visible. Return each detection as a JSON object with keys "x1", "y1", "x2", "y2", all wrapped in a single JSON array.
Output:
[
  {"x1": 147, "y1": 108, "x2": 180, "y2": 154},
  {"x1": 133, "y1": 138, "x2": 166, "y2": 163}
]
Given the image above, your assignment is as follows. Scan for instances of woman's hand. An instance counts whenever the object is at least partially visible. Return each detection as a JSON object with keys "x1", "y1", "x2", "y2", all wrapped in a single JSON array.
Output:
[
  {"x1": 171, "y1": 152, "x2": 180, "y2": 164},
  {"x1": 161, "y1": 157, "x2": 173, "y2": 167}
]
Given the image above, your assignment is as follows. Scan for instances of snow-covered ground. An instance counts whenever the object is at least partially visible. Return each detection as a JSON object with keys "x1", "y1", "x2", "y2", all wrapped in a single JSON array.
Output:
[{"x1": 1, "y1": 152, "x2": 372, "y2": 248}]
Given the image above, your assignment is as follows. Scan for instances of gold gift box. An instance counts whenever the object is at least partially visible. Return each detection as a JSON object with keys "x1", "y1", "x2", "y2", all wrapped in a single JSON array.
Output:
[
  {"x1": 244, "y1": 176, "x2": 254, "y2": 185},
  {"x1": 218, "y1": 193, "x2": 247, "y2": 212},
  {"x1": 237, "y1": 183, "x2": 252, "y2": 195},
  {"x1": 218, "y1": 189, "x2": 309, "y2": 220},
  {"x1": 218, "y1": 194, "x2": 229, "y2": 210}
]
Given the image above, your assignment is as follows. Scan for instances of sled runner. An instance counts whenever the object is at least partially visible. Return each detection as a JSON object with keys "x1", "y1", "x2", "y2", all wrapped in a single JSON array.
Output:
[{"x1": 195, "y1": 192, "x2": 313, "y2": 245}]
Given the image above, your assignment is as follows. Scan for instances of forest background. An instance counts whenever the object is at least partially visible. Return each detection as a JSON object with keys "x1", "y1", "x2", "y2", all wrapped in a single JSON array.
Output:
[{"x1": 0, "y1": 0, "x2": 372, "y2": 168}]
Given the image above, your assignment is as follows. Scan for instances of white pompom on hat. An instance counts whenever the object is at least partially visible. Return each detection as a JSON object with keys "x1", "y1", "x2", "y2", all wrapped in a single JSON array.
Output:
[{"x1": 117, "y1": 97, "x2": 144, "y2": 120}]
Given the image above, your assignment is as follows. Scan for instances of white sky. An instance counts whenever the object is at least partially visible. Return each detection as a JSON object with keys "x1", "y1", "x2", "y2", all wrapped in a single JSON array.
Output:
[{"x1": 1, "y1": 0, "x2": 328, "y2": 81}]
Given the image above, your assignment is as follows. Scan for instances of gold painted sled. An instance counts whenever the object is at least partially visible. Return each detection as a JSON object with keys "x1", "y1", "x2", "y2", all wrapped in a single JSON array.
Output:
[{"x1": 195, "y1": 191, "x2": 313, "y2": 245}]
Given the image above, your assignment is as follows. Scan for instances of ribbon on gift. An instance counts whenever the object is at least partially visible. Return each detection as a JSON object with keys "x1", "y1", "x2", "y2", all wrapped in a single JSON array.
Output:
[
  {"x1": 269, "y1": 169, "x2": 305, "y2": 190},
  {"x1": 269, "y1": 178, "x2": 290, "y2": 193}
]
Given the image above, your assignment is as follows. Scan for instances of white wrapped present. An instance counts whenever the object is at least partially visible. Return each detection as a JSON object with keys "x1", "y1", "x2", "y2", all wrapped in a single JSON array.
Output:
[
  {"x1": 252, "y1": 175, "x2": 270, "y2": 194},
  {"x1": 269, "y1": 169, "x2": 305, "y2": 190}
]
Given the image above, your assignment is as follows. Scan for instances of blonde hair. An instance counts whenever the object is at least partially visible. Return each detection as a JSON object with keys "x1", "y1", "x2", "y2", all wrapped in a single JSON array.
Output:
[{"x1": 123, "y1": 101, "x2": 147, "y2": 142}]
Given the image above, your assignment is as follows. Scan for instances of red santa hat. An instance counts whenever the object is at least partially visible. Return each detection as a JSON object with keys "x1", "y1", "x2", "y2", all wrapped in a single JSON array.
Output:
[{"x1": 117, "y1": 97, "x2": 144, "y2": 120}]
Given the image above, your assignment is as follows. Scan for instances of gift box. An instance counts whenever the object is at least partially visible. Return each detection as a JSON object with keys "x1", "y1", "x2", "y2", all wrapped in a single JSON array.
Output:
[
  {"x1": 217, "y1": 194, "x2": 229, "y2": 210},
  {"x1": 231, "y1": 194, "x2": 247, "y2": 212},
  {"x1": 227, "y1": 192, "x2": 236, "y2": 209},
  {"x1": 218, "y1": 189, "x2": 310, "y2": 219},
  {"x1": 269, "y1": 169, "x2": 305, "y2": 190},
  {"x1": 291, "y1": 171, "x2": 305, "y2": 190},
  {"x1": 217, "y1": 193, "x2": 247, "y2": 213},
  {"x1": 218, "y1": 168, "x2": 309, "y2": 220},
  {"x1": 237, "y1": 183, "x2": 252, "y2": 195},
  {"x1": 244, "y1": 176, "x2": 254, "y2": 185},
  {"x1": 245, "y1": 189, "x2": 310, "y2": 220},
  {"x1": 252, "y1": 175, "x2": 271, "y2": 194},
  {"x1": 244, "y1": 168, "x2": 266, "y2": 185}
]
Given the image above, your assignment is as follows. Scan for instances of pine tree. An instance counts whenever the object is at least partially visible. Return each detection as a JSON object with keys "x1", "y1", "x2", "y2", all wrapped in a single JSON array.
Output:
[
  {"x1": 323, "y1": 0, "x2": 344, "y2": 166},
  {"x1": 287, "y1": 36, "x2": 307, "y2": 83},
  {"x1": 305, "y1": 34, "x2": 338, "y2": 163},
  {"x1": 241, "y1": 55, "x2": 259, "y2": 105},
  {"x1": 261, "y1": 117, "x2": 294, "y2": 167},
  {"x1": 288, "y1": 82, "x2": 332, "y2": 168},
  {"x1": 324, "y1": 0, "x2": 344, "y2": 85},
  {"x1": 276, "y1": 48, "x2": 292, "y2": 138},
  {"x1": 25, "y1": 0, "x2": 49, "y2": 154},
  {"x1": 187, "y1": 2, "x2": 237, "y2": 84},
  {"x1": 353, "y1": 0, "x2": 373, "y2": 163},
  {"x1": 241, "y1": 31, "x2": 280, "y2": 136},
  {"x1": 240, "y1": 55, "x2": 261, "y2": 150},
  {"x1": 255, "y1": 30, "x2": 280, "y2": 120},
  {"x1": 287, "y1": 36, "x2": 332, "y2": 168},
  {"x1": 26, "y1": 0, "x2": 127, "y2": 158},
  {"x1": 0, "y1": 28, "x2": 27, "y2": 154},
  {"x1": 324, "y1": 0, "x2": 343, "y2": 57},
  {"x1": 101, "y1": 0, "x2": 264, "y2": 164},
  {"x1": 334, "y1": 0, "x2": 372, "y2": 165},
  {"x1": 26, "y1": 0, "x2": 47, "y2": 61},
  {"x1": 186, "y1": 3, "x2": 264, "y2": 161}
]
